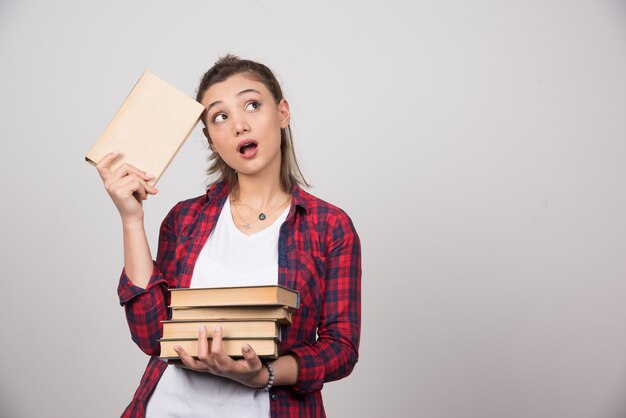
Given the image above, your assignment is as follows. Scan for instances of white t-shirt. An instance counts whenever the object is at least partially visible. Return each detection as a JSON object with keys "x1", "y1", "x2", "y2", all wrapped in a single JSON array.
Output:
[{"x1": 145, "y1": 196, "x2": 290, "y2": 418}]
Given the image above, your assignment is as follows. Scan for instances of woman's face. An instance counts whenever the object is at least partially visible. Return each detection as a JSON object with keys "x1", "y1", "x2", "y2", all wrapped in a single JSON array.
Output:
[{"x1": 201, "y1": 73, "x2": 290, "y2": 179}]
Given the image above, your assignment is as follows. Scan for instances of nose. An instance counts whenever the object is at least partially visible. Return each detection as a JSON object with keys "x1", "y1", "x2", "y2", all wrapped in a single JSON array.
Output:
[{"x1": 233, "y1": 114, "x2": 250, "y2": 136}]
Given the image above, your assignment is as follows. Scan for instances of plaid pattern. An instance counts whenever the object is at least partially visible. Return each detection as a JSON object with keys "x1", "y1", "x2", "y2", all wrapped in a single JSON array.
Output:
[{"x1": 117, "y1": 181, "x2": 361, "y2": 417}]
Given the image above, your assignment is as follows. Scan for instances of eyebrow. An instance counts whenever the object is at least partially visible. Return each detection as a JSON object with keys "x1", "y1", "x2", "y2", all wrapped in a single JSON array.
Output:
[{"x1": 205, "y1": 88, "x2": 262, "y2": 113}]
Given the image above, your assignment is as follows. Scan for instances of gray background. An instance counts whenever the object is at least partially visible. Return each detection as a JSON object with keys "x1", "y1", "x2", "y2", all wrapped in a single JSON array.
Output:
[{"x1": 1, "y1": 0, "x2": 626, "y2": 417}]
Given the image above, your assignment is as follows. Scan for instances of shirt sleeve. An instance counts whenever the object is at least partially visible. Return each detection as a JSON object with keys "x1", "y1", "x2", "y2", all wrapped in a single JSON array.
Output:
[
  {"x1": 116, "y1": 207, "x2": 178, "y2": 356},
  {"x1": 288, "y1": 211, "x2": 362, "y2": 394}
]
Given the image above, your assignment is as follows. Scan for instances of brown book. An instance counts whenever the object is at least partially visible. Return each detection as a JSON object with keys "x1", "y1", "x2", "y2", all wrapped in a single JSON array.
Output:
[
  {"x1": 169, "y1": 285, "x2": 300, "y2": 309},
  {"x1": 85, "y1": 70, "x2": 205, "y2": 186},
  {"x1": 161, "y1": 320, "x2": 281, "y2": 340},
  {"x1": 159, "y1": 338, "x2": 279, "y2": 359},
  {"x1": 171, "y1": 305, "x2": 293, "y2": 324}
]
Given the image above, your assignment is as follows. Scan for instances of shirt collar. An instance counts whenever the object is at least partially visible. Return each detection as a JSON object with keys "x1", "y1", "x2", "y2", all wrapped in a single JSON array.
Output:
[{"x1": 290, "y1": 183, "x2": 309, "y2": 214}]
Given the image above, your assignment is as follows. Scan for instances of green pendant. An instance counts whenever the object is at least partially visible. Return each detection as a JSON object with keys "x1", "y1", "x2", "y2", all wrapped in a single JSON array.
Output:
[{"x1": 259, "y1": 213, "x2": 266, "y2": 221}]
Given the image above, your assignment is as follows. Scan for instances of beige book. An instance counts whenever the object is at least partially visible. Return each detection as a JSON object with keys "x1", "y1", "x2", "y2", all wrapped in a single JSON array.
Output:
[
  {"x1": 169, "y1": 285, "x2": 300, "y2": 309},
  {"x1": 159, "y1": 338, "x2": 279, "y2": 359},
  {"x1": 85, "y1": 70, "x2": 205, "y2": 186},
  {"x1": 161, "y1": 320, "x2": 281, "y2": 340},
  {"x1": 171, "y1": 305, "x2": 293, "y2": 324}
]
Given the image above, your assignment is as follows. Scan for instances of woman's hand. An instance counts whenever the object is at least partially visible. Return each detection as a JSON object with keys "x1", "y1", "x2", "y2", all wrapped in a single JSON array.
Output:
[
  {"x1": 95, "y1": 152, "x2": 158, "y2": 224},
  {"x1": 173, "y1": 325, "x2": 269, "y2": 389}
]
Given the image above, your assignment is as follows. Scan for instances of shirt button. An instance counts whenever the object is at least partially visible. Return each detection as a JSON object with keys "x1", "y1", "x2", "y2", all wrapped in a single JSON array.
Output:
[{"x1": 271, "y1": 394, "x2": 278, "y2": 401}]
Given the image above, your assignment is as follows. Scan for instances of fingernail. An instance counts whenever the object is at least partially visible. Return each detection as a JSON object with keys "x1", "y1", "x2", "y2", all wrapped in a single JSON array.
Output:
[
  {"x1": 174, "y1": 345, "x2": 181, "y2": 353},
  {"x1": 214, "y1": 326, "x2": 221, "y2": 333},
  {"x1": 242, "y1": 343, "x2": 251, "y2": 352},
  {"x1": 199, "y1": 324, "x2": 206, "y2": 333},
  {"x1": 145, "y1": 172, "x2": 154, "y2": 179}
]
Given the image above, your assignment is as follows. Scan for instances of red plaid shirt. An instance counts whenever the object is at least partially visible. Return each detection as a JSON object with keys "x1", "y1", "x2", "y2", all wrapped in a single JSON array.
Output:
[{"x1": 117, "y1": 181, "x2": 361, "y2": 417}]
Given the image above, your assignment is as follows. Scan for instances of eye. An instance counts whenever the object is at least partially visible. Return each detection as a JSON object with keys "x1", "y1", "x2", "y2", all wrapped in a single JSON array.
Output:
[
  {"x1": 245, "y1": 100, "x2": 260, "y2": 112},
  {"x1": 212, "y1": 113, "x2": 227, "y2": 124}
]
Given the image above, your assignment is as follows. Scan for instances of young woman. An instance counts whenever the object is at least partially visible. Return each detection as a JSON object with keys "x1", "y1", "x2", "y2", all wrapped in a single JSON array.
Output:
[{"x1": 96, "y1": 55, "x2": 361, "y2": 417}]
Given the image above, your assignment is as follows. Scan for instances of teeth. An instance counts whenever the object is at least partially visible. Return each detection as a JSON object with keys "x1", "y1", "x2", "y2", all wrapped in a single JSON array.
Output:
[{"x1": 239, "y1": 142, "x2": 255, "y2": 153}]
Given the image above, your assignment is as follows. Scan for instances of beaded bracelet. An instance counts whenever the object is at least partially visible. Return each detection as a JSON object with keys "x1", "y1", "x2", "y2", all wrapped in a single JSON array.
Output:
[{"x1": 259, "y1": 362, "x2": 275, "y2": 392}]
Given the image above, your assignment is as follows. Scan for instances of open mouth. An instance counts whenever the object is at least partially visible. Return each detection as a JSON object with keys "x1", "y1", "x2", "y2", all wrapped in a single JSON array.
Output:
[{"x1": 237, "y1": 140, "x2": 258, "y2": 156}]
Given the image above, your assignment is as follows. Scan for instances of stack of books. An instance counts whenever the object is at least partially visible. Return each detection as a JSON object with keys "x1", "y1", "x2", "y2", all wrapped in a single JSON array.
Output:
[{"x1": 158, "y1": 285, "x2": 300, "y2": 360}]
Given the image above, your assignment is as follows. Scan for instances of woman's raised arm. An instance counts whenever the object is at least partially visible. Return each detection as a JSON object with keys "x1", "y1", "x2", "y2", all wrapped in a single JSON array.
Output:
[{"x1": 95, "y1": 151, "x2": 158, "y2": 288}]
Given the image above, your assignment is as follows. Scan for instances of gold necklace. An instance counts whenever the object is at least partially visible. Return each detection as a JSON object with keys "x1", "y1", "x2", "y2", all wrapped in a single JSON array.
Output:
[{"x1": 231, "y1": 196, "x2": 291, "y2": 229}]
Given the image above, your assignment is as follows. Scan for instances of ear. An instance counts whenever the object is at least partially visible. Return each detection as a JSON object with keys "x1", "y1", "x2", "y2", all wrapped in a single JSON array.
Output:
[
  {"x1": 203, "y1": 127, "x2": 212, "y2": 143},
  {"x1": 203, "y1": 127, "x2": 216, "y2": 151},
  {"x1": 277, "y1": 99, "x2": 290, "y2": 129}
]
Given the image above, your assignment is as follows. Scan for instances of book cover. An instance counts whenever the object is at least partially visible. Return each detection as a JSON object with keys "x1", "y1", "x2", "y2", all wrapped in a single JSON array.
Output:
[
  {"x1": 170, "y1": 305, "x2": 292, "y2": 324},
  {"x1": 159, "y1": 338, "x2": 279, "y2": 359},
  {"x1": 169, "y1": 285, "x2": 300, "y2": 309},
  {"x1": 161, "y1": 320, "x2": 281, "y2": 340},
  {"x1": 85, "y1": 70, "x2": 205, "y2": 186}
]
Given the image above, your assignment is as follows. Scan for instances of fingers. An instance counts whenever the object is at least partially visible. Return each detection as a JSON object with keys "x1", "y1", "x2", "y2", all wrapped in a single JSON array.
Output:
[
  {"x1": 173, "y1": 345, "x2": 204, "y2": 370},
  {"x1": 95, "y1": 152, "x2": 157, "y2": 198},
  {"x1": 210, "y1": 326, "x2": 231, "y2": 367},
  {"x1": 106, "y1": 175, "x2": 152, "y2": 205},
  {"x1": 196, "y1": 325, "x2": 223, "y2": 373},
  {"x1": 211, "y1": 326, "x2": 223, "y2": 355},
  {"x1": 95, "y1": 152, "x2": 154, "y2": 184},
  {"x1": 203, "y1": 325, "x2": 237, "y2": 372},
  {"x1": 117, "y1": 174, "x2": 155, "y2": 199},
  {"x1": 197, "y1": 325, "x2": 210, "y2": 361},
  {"x1": 107, "y1": 162, "x2": 155, "y2": 190},
  {"x1": 241, "y1": 343, "x2": 262, "y2": 371},
  {"x1": 95, "y1": 152, "x2": 121, "y2": 182},
  {"x1": 175, "y1": 325, "x2": 265, "y2": 386}
]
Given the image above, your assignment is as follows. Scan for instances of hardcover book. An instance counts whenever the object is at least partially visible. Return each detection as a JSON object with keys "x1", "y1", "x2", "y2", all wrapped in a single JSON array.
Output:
[
  {"x1": 169, "y1": 285, "x2": 300, "y2": 309},
  {"x1": 159, "y1": 338, "x2": 279, "y2": 359},
  {"x1": 170, "y1": 305, "x2": 293, "y2": 324},
  {"x1": 161, "y1": 320, "x2": 281, "y2": 340},
  {"x1": 85, "y1": 70, "x2": 205, "y2": 186}
]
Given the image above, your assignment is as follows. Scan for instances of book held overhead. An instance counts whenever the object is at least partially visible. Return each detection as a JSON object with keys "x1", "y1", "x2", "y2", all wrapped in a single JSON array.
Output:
[{"x1": 85, "y1": 70, "x2": 205, "y2": 186}]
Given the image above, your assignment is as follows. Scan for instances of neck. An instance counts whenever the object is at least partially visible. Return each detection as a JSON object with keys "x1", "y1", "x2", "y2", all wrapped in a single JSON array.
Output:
[{"x1": 234, "y1": 171, "x2": 289, "y2": 209}]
